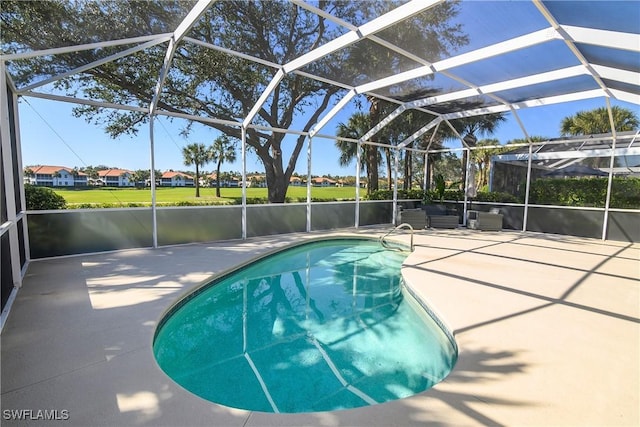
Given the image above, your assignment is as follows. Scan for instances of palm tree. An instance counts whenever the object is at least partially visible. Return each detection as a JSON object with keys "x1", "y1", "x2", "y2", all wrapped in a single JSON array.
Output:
[
  {"x1": 210, "y1": 135, "x2": 237, "y2": 197},
  {"x1": 182, "y1": 143, "x2": 212, "y2": 198},
  {"x1": 470, "y1": 138, "x2": 508, "y2": 190},
  {"x1": 560, "y1": 106, "x2": 639, "y2": 135},
  {"x1": 366, "y1": 97, "x2": 381, "y2": 193},
  {"x1": 23, "y1": 167, "x2": 34, "y2": 180},
  {"x1": 336, "y1": 112, "x2": 383, "y2": 195},
  {"x1": 447, "y1": 113, "x2": 507, "y2": 189}
]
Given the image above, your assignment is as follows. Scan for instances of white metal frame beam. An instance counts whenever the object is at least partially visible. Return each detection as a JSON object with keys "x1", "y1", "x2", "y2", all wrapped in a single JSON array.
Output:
[
  {"x1": 283, "y1": 0, "x2": 443, "y2": 74},
  {"x1": 562, "y1": 25, "x2": 640, "y2": 53},
  {"x1": 349, "y1": 27, "x2": 561, "y2": 144},
  {"x1": 246, "y1": 0, "x2": 443, "y2": 131},
  {"x1": 150, "y1": 0, "x2": 213, "y2": 115},
  {"x1": 19, "y1": 37, "x2": 170, "y2": 93},
  {"x1": 148, "y1": 0, "x2": 214, "y2": 247},
  {"x1": 533, "y1": 0, "x2": 615, "y2": 100},
  {"x1": 1, "y1": 34, "x2": 172, "y2": 61}
]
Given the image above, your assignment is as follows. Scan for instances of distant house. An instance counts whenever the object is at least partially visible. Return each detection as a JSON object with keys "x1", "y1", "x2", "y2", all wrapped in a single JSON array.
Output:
[
  {"x1": 289, "y1": 176, "x2": 304, "y2": 186},
  {"x1": 247, "y1": 174, "x2": 267, "y2": 188},
  {"x1": 160, "y1": 171, "x2": 194, "y2": 187},
  {"x1": 26, "y1": 165, "x2": 87, "y2": 187},
  {"x1": 97, "y1": 169, "x2": 134, "y2": 187},
  {"x1": 209, "y1": 173, "x2": 230, "y2": 187},
  {"x1": 311, "y1": 177, "x2": 336, "y2": 187}
]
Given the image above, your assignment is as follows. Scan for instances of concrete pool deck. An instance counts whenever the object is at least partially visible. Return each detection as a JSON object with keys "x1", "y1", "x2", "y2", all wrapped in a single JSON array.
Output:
[{"x1": 1, "y1": 228, "x2": 638, "y2": 426}]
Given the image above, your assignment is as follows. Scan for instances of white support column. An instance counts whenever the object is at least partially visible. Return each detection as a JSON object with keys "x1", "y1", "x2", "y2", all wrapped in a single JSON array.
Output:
[
  {"x1": 522, "y1": 142, "x2": 534, "y2": 232},
  {"x1": 0, "y1": 65, "x2": 22, "y2": 292},
  {"x1": 602, "y1": 97, "x2": 618, "y2": 241},
  {"x1": 241, "y1": 127, "x2": 247, "y2": 239},
  {"x1": 355, "y1": 141, "x2": 361, "y2": 229},
  {"x1": 146, "y1": 0, "x2": 212, "y2": 249},
  {"x1": 149, "y1": 116, "x2": 158, "y2": 248},
  {"x1": 392, "y1": 148, "x2": 399, "y2": 226},
  {"x1": 8, "y1": 79, "x2": 30, "y2": 267},
  {"x1": 306, "y1": 136, "x2": 312, "y2": 233},
  {"x1": 462, "y1": 148, "x2": 470, "y2": 227},
  {"x1": 423, "y1": 153, "x2": 429, "y2": 192}
]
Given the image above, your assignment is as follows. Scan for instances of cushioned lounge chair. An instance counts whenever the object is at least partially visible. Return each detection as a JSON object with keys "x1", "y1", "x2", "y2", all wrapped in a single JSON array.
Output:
[
  {"x1": 399, "y1": 208, "x2": 427, "y2": 229},
  {"x1": 423, "y1": 204, "x2": 459, "y2": 229},
  {"x1": 467, "y1": 209, "x2": 503, "y2": 231}
]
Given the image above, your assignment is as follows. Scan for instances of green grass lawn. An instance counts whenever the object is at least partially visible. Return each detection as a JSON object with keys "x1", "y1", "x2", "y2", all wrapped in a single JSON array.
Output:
[{"x1": 53, "y1": 186, "x2": 359, "y2": 207}]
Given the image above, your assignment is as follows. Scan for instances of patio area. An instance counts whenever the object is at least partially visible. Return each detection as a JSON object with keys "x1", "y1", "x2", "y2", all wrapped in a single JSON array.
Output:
[{"x1": 1, "y1": 228, "x2": 638, "y2": 426}]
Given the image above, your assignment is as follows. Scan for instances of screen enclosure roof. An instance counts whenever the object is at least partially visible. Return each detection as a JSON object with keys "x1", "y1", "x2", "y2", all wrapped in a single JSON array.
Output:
[{"x1": 1, "y1": 0, "x2": 639, "y2": 151}]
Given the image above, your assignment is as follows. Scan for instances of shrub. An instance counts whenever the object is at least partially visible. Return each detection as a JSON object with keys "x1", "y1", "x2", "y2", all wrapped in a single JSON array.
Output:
[
  {"x1": 25, "y1": 184, "x2": 67, "y2": 210},
  {"x1": 474, "y1": 191, "x2": 520, "y2": 203},
  {"x1": 529, "y1": 177, "x2": 640, "y2": 208},
  {"x1": 368, "y1": 189, "x2": 425, "y2": 200}
]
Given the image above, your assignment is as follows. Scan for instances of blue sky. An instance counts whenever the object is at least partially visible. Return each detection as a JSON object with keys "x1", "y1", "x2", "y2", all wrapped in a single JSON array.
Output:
[
  {"x1": 19, "y1": 95, "x2": 638, "y2": 177},
  {"x1": 15, "y1": 0, "x2": 640, "y2": 178}
]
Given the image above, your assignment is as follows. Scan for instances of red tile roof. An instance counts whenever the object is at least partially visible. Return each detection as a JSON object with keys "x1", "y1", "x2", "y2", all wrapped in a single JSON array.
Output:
[
  {"x1": 162, "y1": 171, "x2": 193, "y2": 179},
  {"x1": 28, "y1": 165, "x2": 87, "y2": 176},
  {"x1": 97, "y1": 168, "x2": 132, "y2": 177}
]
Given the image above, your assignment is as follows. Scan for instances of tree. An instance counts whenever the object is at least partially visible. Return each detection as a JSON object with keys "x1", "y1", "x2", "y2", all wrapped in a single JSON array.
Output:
[
  {"x1": 560, "y1": 106, "x2": 640, "y2": 170},
  {"x1": 330, "y1": 1, "x2": 468, "y2": 191},
  {"x1": 23, "y1": 167, "x2": 34, "y2": 180},
  {"x1": 182, "y1": 143, "x2": 211, "y2": 198},
  {"x1": 338, "y1": 2, "x2": 468, "y2": 193},
  {"x1": 132, "y1": 169, "x2": 150, "y2": 186},
  {"x1": 433, "y1": 151, "x2": 462, "y2": 185},
  {"x1": 560, "y1": 106, "x2": 639, "y2": 135},
  {"x1": 210, "y1": 135, "x2": 237, "y2": 197},
  {"x1": 335, "y1": 112, "x2": 382, "y2": 194},
  {"x1": 80, "y1": 166, "x2": 99, "y2": 182},
  {"x1": 336, "y1": 105, "x2": 441, "y2": 195},
  {"x1": 469, "y1": 138, "x2": 507, "y2": 191},
  {"x1": 25, "y1": 184, "x2": 66, "y2": 210},
  {"x1": 2, "y1": 0, "x2": 467, "y2": 203},
  {"x1": 447, "y1": 114, "x2": 507, "y2": 188}
]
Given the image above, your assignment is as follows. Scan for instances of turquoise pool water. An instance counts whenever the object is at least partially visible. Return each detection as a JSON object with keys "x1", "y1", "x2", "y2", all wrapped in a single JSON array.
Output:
[{"x1": 153, "y1": 238, "x2": 456, "y2": 413}]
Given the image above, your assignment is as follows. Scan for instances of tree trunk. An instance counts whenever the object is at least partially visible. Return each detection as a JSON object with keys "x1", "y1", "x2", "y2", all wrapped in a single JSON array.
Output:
[
  {"x1": 216, "y1": 160, "x2": 222, "y2": 198},
  {"x1": 265, "y1": 165, "x2": 288, "y2": 203},
  {"x1": 385, "y1": 148, "x2": 392, "y2": 190},
  {"x1": 367, "y1": 99, "x2": 380, "y2": 195},
  {"x1": 403, "y1": 143, "x2": 413, "y2": 190},
  {"x1": 261, "y1": 144, "x2": 288, "y2": 203},
  {"x1": 461, "y1": 134, "x2": 477, "y2": 191},
  {"x1": 195, "y1": 164, "x2": 200, "y2": 198}
]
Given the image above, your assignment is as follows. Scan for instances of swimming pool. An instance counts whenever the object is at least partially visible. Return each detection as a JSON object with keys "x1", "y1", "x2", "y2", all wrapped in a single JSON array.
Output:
[{"x1": 153, "y1": 238, "x2": 456, "y2": 413}]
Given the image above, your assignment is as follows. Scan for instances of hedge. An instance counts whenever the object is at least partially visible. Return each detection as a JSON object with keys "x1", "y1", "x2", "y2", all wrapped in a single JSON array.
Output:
[
  {"x1": 25, "y1": 184, "x2": 67, "y2": 210},
  {"x1": 529, "y1": 177, "x2": 640, "y2": 208}
]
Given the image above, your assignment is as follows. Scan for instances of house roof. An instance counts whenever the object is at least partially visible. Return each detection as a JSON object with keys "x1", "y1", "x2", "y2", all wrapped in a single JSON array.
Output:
[
  {"x1": 162, "y1": 171, "x2": 193, "y2": 179},
  {"x1": 97, "y1": 168, "x2": 132, "y2": 177},
  {"x1": 312, "y1": 177, "x2": 336, "y2": 183},
  {"x1": 27, "y1": 165, "x2": 87, "y2": 176}
]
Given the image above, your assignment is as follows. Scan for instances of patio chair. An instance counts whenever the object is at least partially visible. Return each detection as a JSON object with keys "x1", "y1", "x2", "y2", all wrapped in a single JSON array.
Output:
[
  {"x1": 423, "y1": 204, "x2": 459, "y2": 229},
  {"x1": 399, "y1": 208, "x2": 427, "y2": 229},
  {"x1": 467, "y1": 209, "x2": 503, "y2": 231}
]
